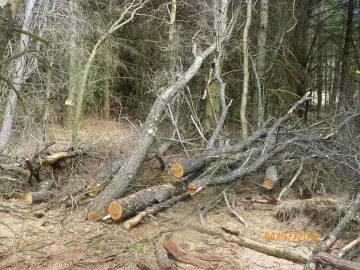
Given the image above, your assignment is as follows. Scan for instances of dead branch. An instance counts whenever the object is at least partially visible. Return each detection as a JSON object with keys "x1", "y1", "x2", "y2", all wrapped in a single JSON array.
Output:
[
  {"x1": 278, "y1": 158, "x2": 304, "y2": 201},
  {"x1": 223, "y1": 191, "x2": 246, "y2": 227},
  {"x1": 155, "y1": 242, "x2": 172, "y2": 270}
]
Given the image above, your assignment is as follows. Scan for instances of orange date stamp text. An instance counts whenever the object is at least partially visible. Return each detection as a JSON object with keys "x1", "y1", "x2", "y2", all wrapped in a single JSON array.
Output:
[{"x1": 264, "y1": 232, "x2": 320, "y2": 242}]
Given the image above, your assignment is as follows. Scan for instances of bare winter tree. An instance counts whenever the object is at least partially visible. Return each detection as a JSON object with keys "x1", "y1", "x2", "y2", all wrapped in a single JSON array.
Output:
[{"x1": 0, "y1": 0, "x2": 37, "y2": 153}]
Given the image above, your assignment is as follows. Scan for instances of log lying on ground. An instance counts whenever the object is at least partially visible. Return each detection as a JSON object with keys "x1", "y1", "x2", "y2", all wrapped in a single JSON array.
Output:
[
  {"x1": 314, "y1": 252, "x2": 360, "y2": 270},
  {"x1": 170, "y1": 130, "x2": 266, "y2": 178},
  {"x1": 25, "y1": 190, "x2": 54, "y2": 204},
  {"x1": 123, "y1": 192, "x2": 190, "y2": 229},
  {"x1": 87, "y1": 184, "x2": 183, "y2": 221},
  {"x1": 305, "y1": 192, "x2": 360, "y2": 270},
  {"x1": 188, "y1": 223, "x2": 308, "y2": 264},
  {"x1": 263, "y1": 166, "x2": 278, "y2": 190}
]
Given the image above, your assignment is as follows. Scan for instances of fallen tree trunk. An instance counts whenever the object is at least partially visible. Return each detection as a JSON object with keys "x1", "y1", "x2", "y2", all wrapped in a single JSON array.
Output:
[
  {"x1": 170, "y1": 130, "x2": 266, "y2": 178},
  {"x1": 87, "y1": 42, "x2": 218, "y2": 217},
  {"x1": 314, "y1": 252, "x2": 360, "y2": 270},
  {"x1": 89, "y1": 184, "x2": 183, "y2": 221},
  {"x1": 263, "y1": 166, "x2": 278, "y2": 190}
]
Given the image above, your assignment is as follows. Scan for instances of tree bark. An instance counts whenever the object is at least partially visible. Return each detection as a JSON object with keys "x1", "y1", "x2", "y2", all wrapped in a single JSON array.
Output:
[
  {"x1": 253, "y1": 0, "x2": 268, "y2": 129},
  {"x1": 88, "y1": 42, "x2": 218, "y2": 216},
  {"x1": 0, "y1": 0, "x2": 36, "y2": 153},
  {"x1": 240, "y1": 0, "x2": 252, "y2": 139},
  {"x1": 339, "y1": 0, "x2": 354, "y2": 110}
]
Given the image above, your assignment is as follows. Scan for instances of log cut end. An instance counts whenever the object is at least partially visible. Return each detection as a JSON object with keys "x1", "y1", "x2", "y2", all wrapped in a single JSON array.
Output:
[
  {"x1": 171, "y1": 163, "x2": 184, "y2": 178},
  {"x1": 263, "y1": 179, "x2": 274, "y2": 190},
  {"x1": 87, "y1": 183, "x2": 101, "y2": 197},
  {"x1": 25, "y1": 193, "x2": 33, "y2": 204},
  {"x1": 187, "y1": 183, "x2": 197, "y2": 196},
  {"x1": 108, "y1": 201, "x2": 123, "y2": 221},
  {"x1": 263, "y1": 166, "x2": 278, "y2": 190},
  {"x1": 87, "y1": 211, "x2": 103, "y2": 221}
]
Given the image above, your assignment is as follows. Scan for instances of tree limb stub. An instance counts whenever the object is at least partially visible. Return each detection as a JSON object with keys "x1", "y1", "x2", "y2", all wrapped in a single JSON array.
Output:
[{"x1": 88, "y1": 42, "x2": 218, "y2": 216}]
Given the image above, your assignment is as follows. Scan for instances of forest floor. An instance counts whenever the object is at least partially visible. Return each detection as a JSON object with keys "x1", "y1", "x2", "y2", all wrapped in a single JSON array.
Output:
[{"x1": 0, "y1": 118, "x2": 353, "y2": 270}]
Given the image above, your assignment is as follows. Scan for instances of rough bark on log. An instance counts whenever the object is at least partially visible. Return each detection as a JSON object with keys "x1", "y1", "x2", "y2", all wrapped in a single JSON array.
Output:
[
  {"x1": 123, "y1": 192, "x2": 190, "y2": 229},
  {"x1": 189, "y1": 223, "x2": 308, "y2": 264},
  {"x1": 95, "y1": 184, "x2": 182, "y2": 221},
  {"x1": 263, "y1": 166, "x2": 278, "y2": 190},
  {"x1": 305, "y1": 192, "x2": 360, "y2": 270},
  {"x1": 170, "y1": 130, "x2": 266, "y2": 178},
  {"x1": 25, "y1": 190, "x2": 54, "y2": 204},
  {"x1": 94, "y1": 160, "x2": 121, "y2": 181},
  {"x1": 155, "y1": 242, "x2": 172, "y2": 270},
  {"x1": 88, "y1": 41, "x2": 219, "y2": 216},
  {"x1": 314, "y1": 252, "x2": 360, "y2": 270}
]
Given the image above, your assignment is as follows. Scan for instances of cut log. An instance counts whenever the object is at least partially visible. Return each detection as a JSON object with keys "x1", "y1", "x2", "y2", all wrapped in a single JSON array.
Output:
[
  {"x1": 263, "y1": 166, "x2": 278, "y2": 190},
  {"x1": 103, "y1": 184, "x2": 182, "y2": 221},
  {"x1": 314, "y1": 252, "x2": 360, "y2": 270},
  {"x1": 123, "y1": 192, "x2": 190, "y2": 229},
  {"x1": 25, "y1": 190, "x2": 54, "y2": 204},
  {"x1": 38, "y1": 150, "x2": 85, "y2": 166},
  {"x1": 155, "y1": 242, "x2": 172, "y2": 270},
  {"x1": 170, "y1": 130, "x2": 266, "y2": 178}
]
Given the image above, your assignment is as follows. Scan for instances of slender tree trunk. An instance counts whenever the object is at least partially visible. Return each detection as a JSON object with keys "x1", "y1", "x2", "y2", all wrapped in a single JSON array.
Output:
[
  {"x1": 0, "y1": 0, "x2": 36, "y2": 153},
  {"x1": 254, "y1": 0, "x2": 268, "y2": 129},
  {"x1": 330, "y1": 57, "x2": 341, "y2": 107},
  {"x1": 339, "y1": 0, "x2": 354, "y2": 110},
  {"x1": 66, "y1": 0, "x2": 80, "y2": 128},
  {"x1": 240, "y1": 0, "x2": 252, "y2": 139},
  {"x1": 103, "y1": 77, "x2": 111, "y2": 119},
  {"x1": 0, "y1": 0, "x2": 19, "y2": 58}
]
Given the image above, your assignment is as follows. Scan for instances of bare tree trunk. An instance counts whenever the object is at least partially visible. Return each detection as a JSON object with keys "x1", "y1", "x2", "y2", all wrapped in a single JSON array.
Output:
[
  {"x1": 0, "y1": 0, "x2": 36, "y2": 153},
  {"x1": 253, "y1": 0, "x2": 268, "y2": 129},
  {"x1": 88, "y1": 43, "x2": 218, "y2": 217},
  {"x1": 0, "y1": 0, "x2": 19, "y2": 58},
  {"x1": 339, "y1": 0, "x2": 354, "y2": 110},
  {"x1": 240, "y1": 0, "x2": 252, "y2": 139},
  {"x1": 66, "y1": 0, "x2": 80, "y2": 127}
]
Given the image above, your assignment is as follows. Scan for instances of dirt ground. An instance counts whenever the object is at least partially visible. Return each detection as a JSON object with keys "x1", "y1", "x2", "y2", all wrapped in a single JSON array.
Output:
[
  {"x1": 0, "y1": 118, "x2": 339, "y2": 270},
  {"x1": 0, "y1": 188, "x2": 322, "y2": 270}
]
